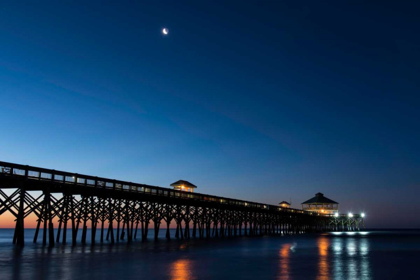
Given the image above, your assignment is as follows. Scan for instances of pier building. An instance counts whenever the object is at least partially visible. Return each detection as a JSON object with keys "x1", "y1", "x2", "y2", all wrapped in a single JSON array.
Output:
[
  {"x1": 301, "y1": 192, "x2": 338, "y2": 215},
  {"x1": 170, "y1": 180, "x2": 197, "y2": 192},
  {"x1": 279, "y1": 201, "x2": 290, "y2": 208}
]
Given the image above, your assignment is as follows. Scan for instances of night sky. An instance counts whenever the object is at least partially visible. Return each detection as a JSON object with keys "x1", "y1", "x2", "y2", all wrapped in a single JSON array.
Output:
[{"x1": 0, "y1": 1, "x2": 419, "y2": 228}]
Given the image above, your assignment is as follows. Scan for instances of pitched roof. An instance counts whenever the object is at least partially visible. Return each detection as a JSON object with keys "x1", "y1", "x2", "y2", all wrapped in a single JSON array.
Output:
[
  {"x1": 301, "y1": 192, "x2": 338, "y2": 204},
  {"x1": 279, "y1": 201, "x2": 290, "y2": 205},
  {"x1": 170, "y1": 180, "x2": 198, "y2": 188}
]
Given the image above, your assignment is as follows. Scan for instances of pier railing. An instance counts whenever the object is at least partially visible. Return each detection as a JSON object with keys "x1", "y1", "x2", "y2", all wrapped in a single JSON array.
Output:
[{"x1": 0, "y1": 161, "x2": 314, "y2": 216}]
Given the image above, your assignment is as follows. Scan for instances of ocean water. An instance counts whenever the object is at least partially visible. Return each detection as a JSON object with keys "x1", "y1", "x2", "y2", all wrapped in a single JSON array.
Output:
[{"x1": 0, "y1": 229, "x2": 419, "y2": 280}]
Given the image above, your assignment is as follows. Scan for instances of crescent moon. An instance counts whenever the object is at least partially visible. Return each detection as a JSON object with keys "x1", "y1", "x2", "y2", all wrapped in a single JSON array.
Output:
[{"x1": 162, "y1": 28, "x2": 168, "y2": 35}]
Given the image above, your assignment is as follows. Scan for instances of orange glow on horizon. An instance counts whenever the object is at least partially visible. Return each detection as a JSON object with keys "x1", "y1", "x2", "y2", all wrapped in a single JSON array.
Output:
[
  {"x1": 0, "y1": 212, "x2": 192, "y2": 230},
  {"x1": 0, "y1": 211, "x2": 40, "y2": 228}
]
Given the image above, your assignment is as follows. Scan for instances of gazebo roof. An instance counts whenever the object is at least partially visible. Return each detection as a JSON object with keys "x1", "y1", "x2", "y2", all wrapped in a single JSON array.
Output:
[
  {"x1": 301, "y1": 192, "x2": 338, "y2": 204},
  {"x1": 170, "y1": 180, "x2": 198, "y2": 188},
  {"x1": 279, "y1": 201, "x2": 290, "y2": 205}
]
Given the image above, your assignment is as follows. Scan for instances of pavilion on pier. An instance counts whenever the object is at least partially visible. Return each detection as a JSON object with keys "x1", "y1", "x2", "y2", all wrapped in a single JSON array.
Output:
[
  {"x1": 279, "y1": 201, "x2": 291, "y2": 208},
  {"x1": 170, "y1": 180, "x2": 197, "y2": 192},
  {"x1": 301, "y1": 192, "x2": 338, "y2": 215}
]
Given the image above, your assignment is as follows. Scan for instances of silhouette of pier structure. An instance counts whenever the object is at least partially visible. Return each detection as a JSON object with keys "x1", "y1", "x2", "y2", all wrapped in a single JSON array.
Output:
[{"x1": 0, "y1": 161, "x2": 363, "y2": 246}]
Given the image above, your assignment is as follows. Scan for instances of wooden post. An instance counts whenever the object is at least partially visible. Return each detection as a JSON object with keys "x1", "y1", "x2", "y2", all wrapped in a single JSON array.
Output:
[
  {"x1": 91, "y1": 196, "x2": 96, "y2": 244},
  {"x1": 33, "y1": 201, "x2": 44, "y2": 243},
  {"x1": 15, "y1": 188, "x2": 25, "y2": 246},
  {"x1": 81, "y1": 197, "x2": 88, "y2": 244}
]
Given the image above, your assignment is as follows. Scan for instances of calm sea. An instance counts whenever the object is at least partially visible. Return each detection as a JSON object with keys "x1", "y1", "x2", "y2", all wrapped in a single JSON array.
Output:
[{"x1": 0, "y1": 229, "x2": 419, "y2": 280}]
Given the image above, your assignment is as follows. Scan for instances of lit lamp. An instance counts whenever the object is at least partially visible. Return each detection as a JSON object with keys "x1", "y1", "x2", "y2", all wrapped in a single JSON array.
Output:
[
  {"x1": 361, "y1": 213, "x2": 365, "y2": 218},
  {"x1": 348, "y1": 213, "x2": 353, "y2": 218},
  {"x1": 334, "y1": 212, "x2": 339, "y2": 218}
]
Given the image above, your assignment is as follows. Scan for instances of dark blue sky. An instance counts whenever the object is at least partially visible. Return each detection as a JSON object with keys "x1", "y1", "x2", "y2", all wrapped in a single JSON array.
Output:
[{"x1": 0, "y1": 1, "x2": 419, "y2": 228}]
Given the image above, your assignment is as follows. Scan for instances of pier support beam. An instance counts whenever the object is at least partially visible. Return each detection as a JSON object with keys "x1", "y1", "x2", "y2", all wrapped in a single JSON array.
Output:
[{"x1": 14, "y1": 188, "x2": 25, "y2": 246}]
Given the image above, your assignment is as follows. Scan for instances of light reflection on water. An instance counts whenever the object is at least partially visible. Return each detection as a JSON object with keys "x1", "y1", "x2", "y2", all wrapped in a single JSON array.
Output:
[
  {"x1": 276, "y1": 234, "x2": 372, "y2": 280},
  {"x1": 316, "y1": 236, "x2": 329, "y2": 280},
  {"x1": 331, "y1": 236, "x2": 371, "y2": 280},
  {"x1": 171, "y1": 259, "x2": 193, "y2": 280},
  {"x1": 1, "y1": 229, "x2": 418, "y2": 279},
  {"x1": 278, "y1": 243, "x2": 291, "y2": 280}
]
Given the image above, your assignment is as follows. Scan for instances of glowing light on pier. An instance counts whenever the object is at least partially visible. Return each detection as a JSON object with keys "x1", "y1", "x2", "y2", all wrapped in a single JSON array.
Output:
[{"x1": 348, "y1": 213, "x2": 353, "y2": 218}]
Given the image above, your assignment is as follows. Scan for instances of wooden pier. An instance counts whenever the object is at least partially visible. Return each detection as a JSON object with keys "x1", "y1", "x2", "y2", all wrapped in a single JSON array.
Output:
[{"x1": 0, "y1": 161, "x2": 364, "y2": 246}]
